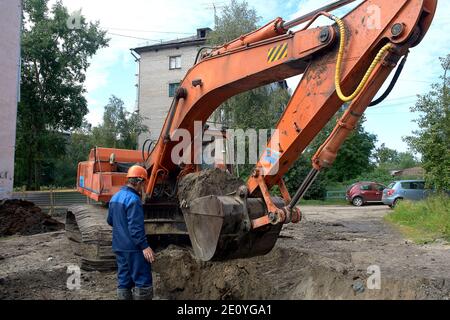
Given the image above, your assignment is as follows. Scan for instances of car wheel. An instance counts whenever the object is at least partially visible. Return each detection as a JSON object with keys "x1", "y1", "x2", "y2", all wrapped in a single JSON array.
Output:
[
  {"x1": 352, "y1": 196, "x2": 364, "y2": 207},
  {"x1": 392, "y1": 198, "x2": 402, "y2": 208}
]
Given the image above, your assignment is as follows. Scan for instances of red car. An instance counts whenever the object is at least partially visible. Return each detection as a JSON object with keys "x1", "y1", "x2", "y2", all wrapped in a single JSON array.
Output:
[{"x1": 346, "y1": 182, "x2": 386, "y2": 206}]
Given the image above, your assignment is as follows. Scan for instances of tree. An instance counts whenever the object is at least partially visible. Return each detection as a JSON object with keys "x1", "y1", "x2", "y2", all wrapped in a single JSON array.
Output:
[
  {"x1": 15, "y1": 0, "x2": 108, "y2": 190},
  {"x1": 405, "y1": 55, "x2": 450, "y2": 191},
  {"x1": 315, "y1": 116, "x2": 377, "y2": 183},
  {"x1": 373, "y1": 143, "x2": 418, "y2": 169},
  {"x1": 284, "y1": 156, "x2": 328, "y2": 200},
  {"x1": 283, "y1": 112, "x2": 377, "y2": 198},
  {"x1": 53, "y1": 122, "x2": 95, "y2": 187},
  {"x1": 51, "y1": 97, "x2": 148, "y2": 188},
  {"x1": 331, "y1": 127, "x2": 377, "y2": 182},
  {"x1": 207, "y1": 0, "x2": 260, "y2": 46},
  {"x1": 207, "y1": 0, "x2": 291, "y2": 179},
  {"x1": 374, "y1": 143, "x2": 400, "y2": 164},
  {"x1": 91, "y1": 96, "x2": 148, "y2": 150},
  {"x1": 396, "y1": 152, "x2": 418, "y2": 169}
]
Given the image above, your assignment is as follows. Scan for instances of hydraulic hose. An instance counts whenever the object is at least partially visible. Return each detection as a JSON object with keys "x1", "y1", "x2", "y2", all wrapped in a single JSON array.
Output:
[
  {"x1": 327, "y1": 14, "x2": 393, "y2": 102},
  {"x1": 369, "y1": 53, "x2": 408, "y2": 106}
]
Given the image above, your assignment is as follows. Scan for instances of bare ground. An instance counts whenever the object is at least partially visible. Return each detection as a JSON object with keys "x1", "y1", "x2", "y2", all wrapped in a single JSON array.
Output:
[{"x1": 0, "y1": 205, "x2": 449, "y2": 300}]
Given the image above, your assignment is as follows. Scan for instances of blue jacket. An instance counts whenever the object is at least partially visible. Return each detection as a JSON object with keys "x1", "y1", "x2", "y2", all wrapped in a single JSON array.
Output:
[{"x1": 107, "y1": 186, "x2": 149, "y2": 252}]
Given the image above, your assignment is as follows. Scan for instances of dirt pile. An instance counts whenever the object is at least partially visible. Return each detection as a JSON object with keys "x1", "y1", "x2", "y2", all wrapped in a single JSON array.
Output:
[
  {"x1": 177, "y1": 168, "x2": 244, "y2": 204},
  {"x1": 0, "y1": 200, "x2": 64, "y2": 237}
]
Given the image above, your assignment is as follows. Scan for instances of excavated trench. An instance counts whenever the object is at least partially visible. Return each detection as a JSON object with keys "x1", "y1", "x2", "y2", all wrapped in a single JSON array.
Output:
[
  {"x1": 151, "y1": 245, "x2": 449, "y2": 300},
  {"x1": 154, "y1": 169, "x2": 449, "y2": 300}
]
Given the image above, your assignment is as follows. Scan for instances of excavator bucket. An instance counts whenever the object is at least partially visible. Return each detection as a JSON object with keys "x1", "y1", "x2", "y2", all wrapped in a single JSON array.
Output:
[{"x1": 181, "y1": 195, "x2": 284, "y2": 261}]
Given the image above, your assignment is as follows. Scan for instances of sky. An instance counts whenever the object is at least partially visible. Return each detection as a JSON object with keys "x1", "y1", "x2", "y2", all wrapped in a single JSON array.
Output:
[{"x1": 55, "y1": 0, "x2": 450, "y2": 152}]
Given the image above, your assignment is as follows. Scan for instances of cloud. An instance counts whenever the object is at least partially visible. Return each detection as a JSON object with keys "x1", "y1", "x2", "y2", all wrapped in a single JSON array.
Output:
[
  {"x1": 49, "y1": 0, "x2": 448, "y2": 152},
  {"x1": 286, "y1": 0, "x2": 450, "y2": 152},
  {"x1": 85, "y1": 108, "x2": 103, "y2": 126},
  {"x1": 55, "y1": 0, "x2": 217, "y2": 122}
]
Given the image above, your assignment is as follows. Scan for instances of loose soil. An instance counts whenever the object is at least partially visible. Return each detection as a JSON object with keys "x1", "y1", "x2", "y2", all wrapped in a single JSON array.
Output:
[
  {"x1": 1, "y1": 205, "x2": 448, "y2": 300},
  {"x1": 177, "y1": 168, "x2": 244, "y2": 204},
  {"x1": 0, "y1": 200, "x2": 64, "y2": 237}
]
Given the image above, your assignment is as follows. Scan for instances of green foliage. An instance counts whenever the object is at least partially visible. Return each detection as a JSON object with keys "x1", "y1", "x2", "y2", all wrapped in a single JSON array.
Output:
[
  {"x1": 341, "y1": 144, "x2": 420, "y2": 189},
  {"x1": 206, "y1": 0, "x2": 288, "y2": 131},
  {"x1": 15, "y1": 0, "x2": 108, "y2": 190},
  {"x1": 284, "y1": 156, "x2": 328, "y2": 200},
  {"x1": 325, "y1": 120, "x2": 377, "y2": 182},
  {"x1": 15, "y1": 95, "x2": 147, "y2": 189},
  {"x1": 373, "y1": 143, "x2": 419, "y2": 170},
  {"x1": 222, "y1": 86, "x2": 290, "y2": 130},
  {"x1": 207, "y1": 0, "x2": 260, "y2": 45},
  {"x1": 374, "y1": 143, "x2": 399, "y2": 164},
  {"x1": 206, "y1": 0, "x2": 292, "y2": 182},
  {"x1": 91, "y1": 96, "x2": 148, "y2": 150},
  {"x1": 52, "y1": 97, "x2": 148, "y2": 188},
  {"x1": 53, "y1": 123, "x2": 95, "y2": 187},
  {"x1": 404, "y1": 55, "x2": 450, "y2": 191},
  {"x1": 299, "y1": 199, "x2": 349, "y2": 206},
  {"x1": 347, "y1": 166, "x2": 393, "y2": 186},
  {"x1": 284, "y1": 114, "x2": 377, "y2": 198},
  {"x1": 385, "y1": 195, "x2": 450, "y2": 243}
]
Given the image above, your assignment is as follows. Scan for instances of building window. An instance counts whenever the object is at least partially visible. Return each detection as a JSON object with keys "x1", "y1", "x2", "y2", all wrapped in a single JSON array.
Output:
[
  {"x1": 169, "y1": 56, "x2": 181, "y2": 70},
  {"x1": 169, "y1": 82, "x2": 180, "y2": 97}
]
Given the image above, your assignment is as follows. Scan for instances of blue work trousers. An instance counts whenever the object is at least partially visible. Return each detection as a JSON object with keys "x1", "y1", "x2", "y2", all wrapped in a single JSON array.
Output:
[{"x1": 115, "y1": 251, "x2": 152, "y2": 289}]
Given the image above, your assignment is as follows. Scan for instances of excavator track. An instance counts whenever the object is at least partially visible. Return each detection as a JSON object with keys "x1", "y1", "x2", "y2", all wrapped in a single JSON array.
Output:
[
  {"x1": 66, "y1": 205, "x2": 116, "y2": 271},
  {"x1": 66, "y1": 203, "x2": 189, "y2": 271}
]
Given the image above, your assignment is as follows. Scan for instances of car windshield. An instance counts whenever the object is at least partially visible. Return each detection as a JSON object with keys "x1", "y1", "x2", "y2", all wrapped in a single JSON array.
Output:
[{"x1": 387, "y1": 182, "x2": 395, "y2": 189}]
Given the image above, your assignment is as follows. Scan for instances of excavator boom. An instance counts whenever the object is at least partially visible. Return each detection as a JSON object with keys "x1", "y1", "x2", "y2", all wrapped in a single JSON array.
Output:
[{"x1": 74, "y1": 0, "x2": 437, "y2": 265}]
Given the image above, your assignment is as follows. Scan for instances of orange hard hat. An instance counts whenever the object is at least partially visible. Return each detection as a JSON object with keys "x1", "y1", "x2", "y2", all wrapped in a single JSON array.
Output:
[{"x1": 126, "y1": 165, "x2": 148, "y2": 180}]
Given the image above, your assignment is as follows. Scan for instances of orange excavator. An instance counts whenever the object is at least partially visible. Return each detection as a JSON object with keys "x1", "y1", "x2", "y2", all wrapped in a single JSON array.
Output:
[{"x1": 67, "y1": 0, "x2": 436, "y2": 269}]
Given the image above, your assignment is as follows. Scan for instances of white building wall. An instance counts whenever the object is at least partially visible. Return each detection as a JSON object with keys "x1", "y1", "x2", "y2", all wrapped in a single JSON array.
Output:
[
  {"x1": 0, "y1": 0, "x2": 21, "y2": 199},
  {"x1": 138, "y1": 46, "x2": 201, "y2": 148}
]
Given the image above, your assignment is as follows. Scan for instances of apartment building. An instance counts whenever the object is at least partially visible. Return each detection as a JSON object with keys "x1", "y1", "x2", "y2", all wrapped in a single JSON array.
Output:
[{"x1": 132, "y1": 28, "x2": 211, "y2": 147}]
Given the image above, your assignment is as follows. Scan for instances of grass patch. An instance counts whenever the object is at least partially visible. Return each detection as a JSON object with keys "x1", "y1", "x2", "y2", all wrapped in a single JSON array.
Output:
[
  {"x1": 384, "y1": 195, "x2": 450, "y2": 244},
  {"x1": 299, "y1": 199, "x2": 349, "y2": 206}
]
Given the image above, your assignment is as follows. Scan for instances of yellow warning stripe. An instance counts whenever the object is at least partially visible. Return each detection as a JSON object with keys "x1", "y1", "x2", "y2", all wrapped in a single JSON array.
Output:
[{"x1": 268, "y1": 43, "x2": 288, "y2": 63}]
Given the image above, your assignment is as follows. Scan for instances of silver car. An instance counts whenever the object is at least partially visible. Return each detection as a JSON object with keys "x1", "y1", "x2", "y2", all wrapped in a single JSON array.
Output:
[{"x1": 382, "y1": 180, "x2": 430, "y2": 208}]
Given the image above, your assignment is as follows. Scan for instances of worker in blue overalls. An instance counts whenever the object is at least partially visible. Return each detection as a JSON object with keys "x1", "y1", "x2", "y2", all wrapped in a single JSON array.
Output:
[{"x1": 107, "y1": 165, "x2": 155, "y2": 300}]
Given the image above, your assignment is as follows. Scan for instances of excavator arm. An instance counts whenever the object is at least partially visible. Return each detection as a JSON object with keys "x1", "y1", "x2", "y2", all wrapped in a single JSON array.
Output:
[{"x1": 75, "y1": 0, "x2": 436, "y2": 263}]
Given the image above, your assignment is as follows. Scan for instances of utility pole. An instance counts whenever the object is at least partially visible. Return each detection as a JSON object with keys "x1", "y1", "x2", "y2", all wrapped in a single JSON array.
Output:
[
  {"x1": 0, "y1": 0, "x2": 21, "y2": 199},
  {"x1": 202, "y1": 2, "x2": 226, "y2": 28}
]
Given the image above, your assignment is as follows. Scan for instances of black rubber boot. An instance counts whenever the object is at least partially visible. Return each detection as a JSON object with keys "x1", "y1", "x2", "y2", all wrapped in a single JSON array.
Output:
[
  {"x1": 132, "y1": 286, "x2": 153, "y2": 300},
  {"x1": 117, "y1": 288, "x2": 132, "y2": 300}
]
